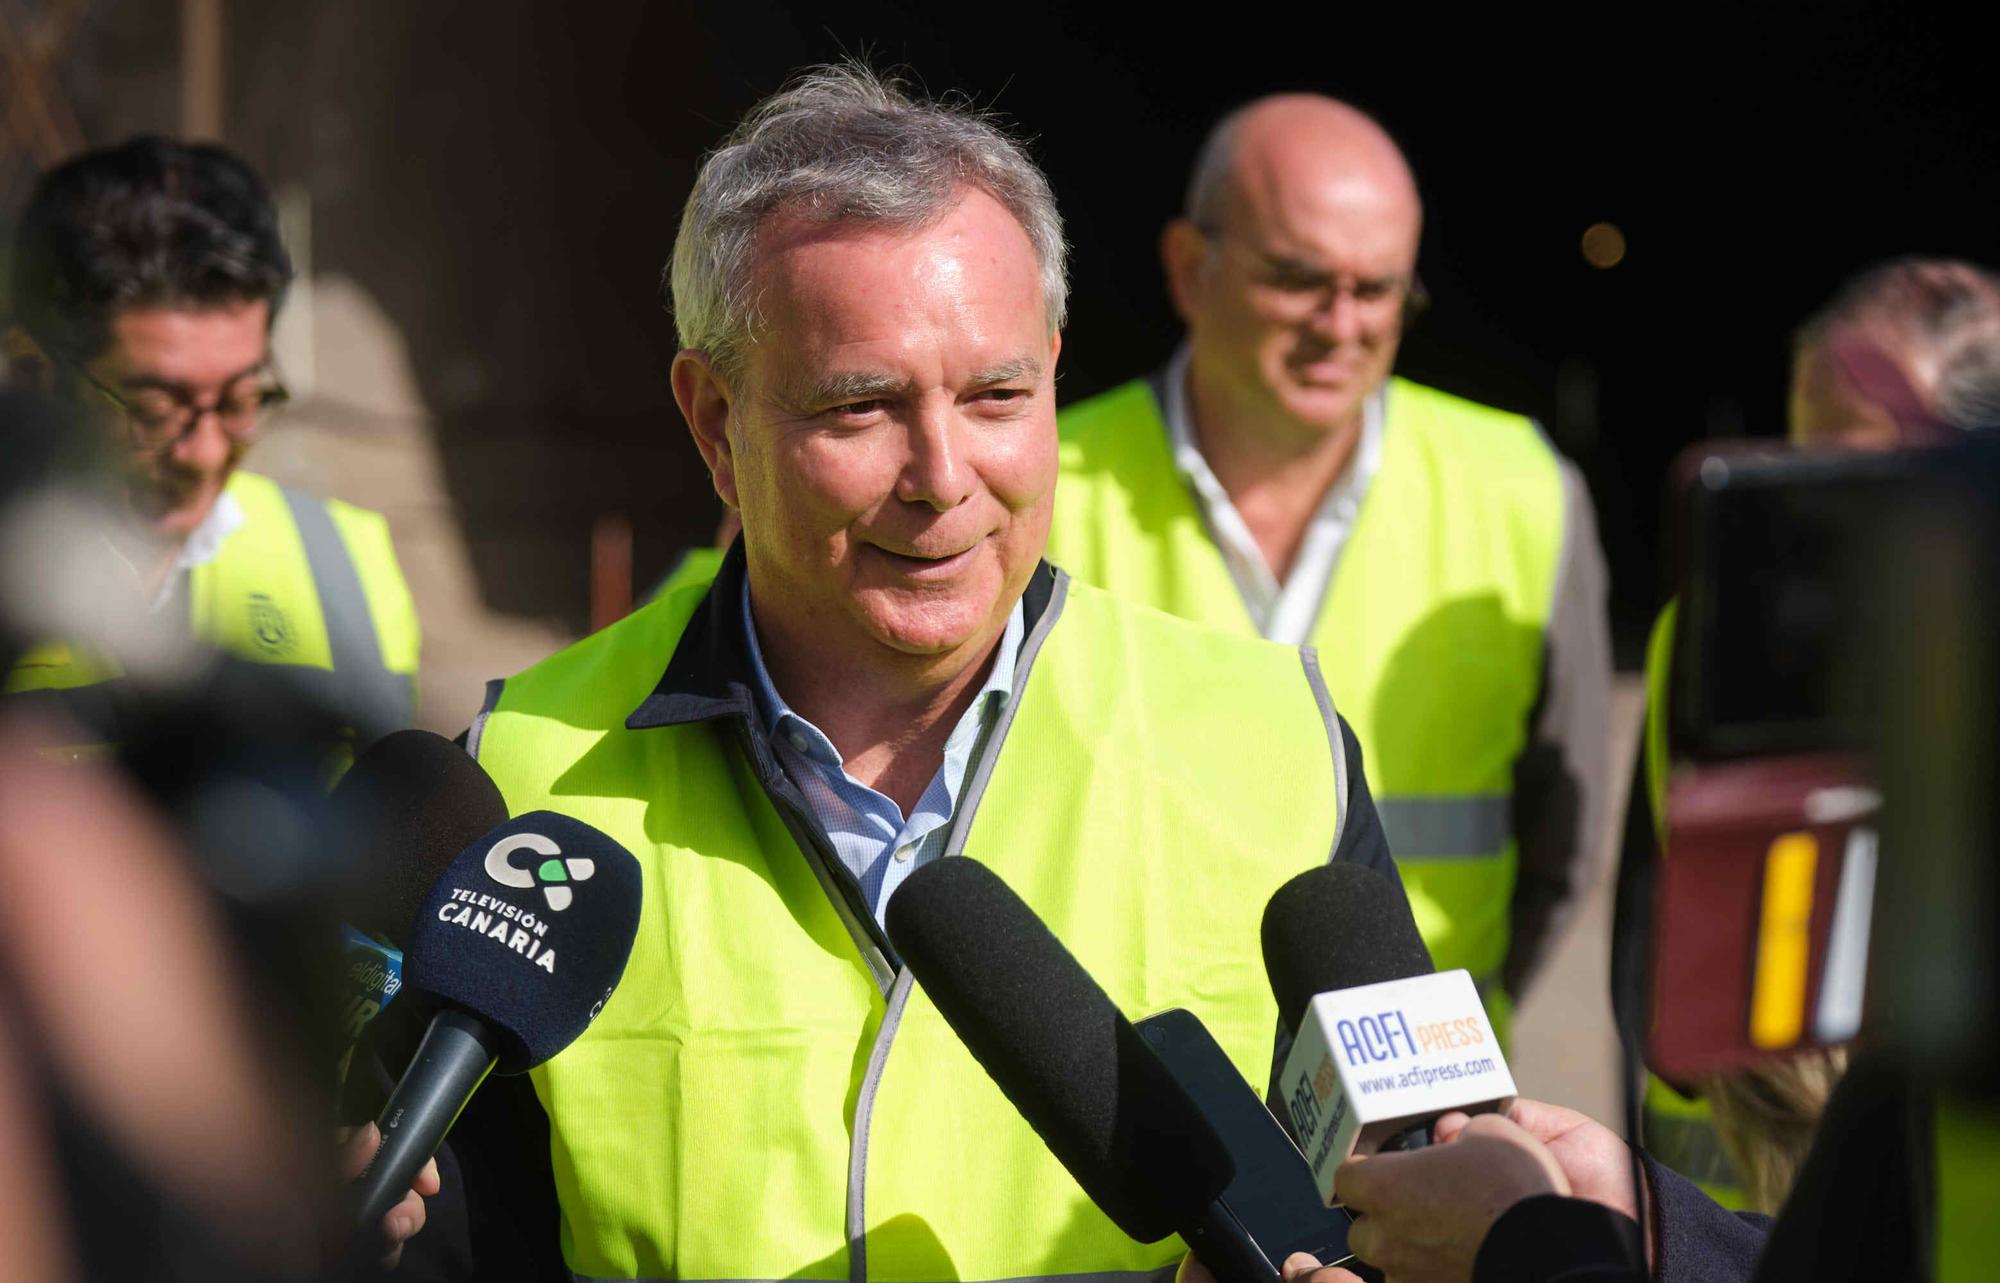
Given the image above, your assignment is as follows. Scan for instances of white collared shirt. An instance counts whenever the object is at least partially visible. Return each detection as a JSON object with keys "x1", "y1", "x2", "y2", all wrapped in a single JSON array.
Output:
[
  {"x1": 1162, "y1": 343, "x2": 1385, "y2": 644},
  {"x1": 98, "y1": 487, "x2": 246, "y2": 616}
]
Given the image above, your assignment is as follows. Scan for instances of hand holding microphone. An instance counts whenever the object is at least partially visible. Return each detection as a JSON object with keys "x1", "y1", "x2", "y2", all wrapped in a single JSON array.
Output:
[
  {"x1": 1262, "y1": 863, "x2": 1517, "y2": 1199},
  {"x1": 1262, "y1": 866, "x2": 1648, "y2": 1282},
  {"x1": 347, "y1": 808, "x2": 643, "y2": 1255}
]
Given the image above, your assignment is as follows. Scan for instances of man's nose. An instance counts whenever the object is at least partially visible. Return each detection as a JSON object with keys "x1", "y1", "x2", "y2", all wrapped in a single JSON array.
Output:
[
  {"x1": 896, "y1": 404, "x2": 976, "y2": 511},
  {"x1": 1307, "y1": 287, "x2": 1366, "y2": 345},
  {"x1": 169, "y1": 407, "x2": 237, "y2": 473}
]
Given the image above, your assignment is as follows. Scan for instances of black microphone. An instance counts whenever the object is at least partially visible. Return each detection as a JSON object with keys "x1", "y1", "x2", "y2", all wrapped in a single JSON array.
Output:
[
  {"x1": 325, "y1": 731, "x2": 508, "y2": 1073},
  {"x1": 1263, "y1": 864, "x2": 1514, "y2": 1202},
  {"x1": 330, "y1": 729, "x2": 510, "y2": 948},
  {"x1": 348, "y1": 810, "x2": 642, "y2": 1242},
  {"x1": 1261, "y1": 863, "x2": 1434, "y2": 1039},
  {"x1": 887, "y1": 857, "x2": 1346, "y2": 1283}
]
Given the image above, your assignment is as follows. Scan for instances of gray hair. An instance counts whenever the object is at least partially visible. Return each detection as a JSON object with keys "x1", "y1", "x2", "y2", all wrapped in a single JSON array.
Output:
[
  {"x1": 668, "y1": 63, "x2": 1068, "y2": 378},
  {"x1": 1798, "y1": 256, "x2": 2000, "y2": 432},
  {"x1": 1183, "y1": 107, "x2": 1247, "y2": 229}
]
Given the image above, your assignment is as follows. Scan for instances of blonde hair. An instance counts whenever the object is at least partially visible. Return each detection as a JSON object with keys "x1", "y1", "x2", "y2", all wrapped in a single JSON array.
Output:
[{"x1": 1698, "y1": 1046, "x2": 1849, "y2": 1213}]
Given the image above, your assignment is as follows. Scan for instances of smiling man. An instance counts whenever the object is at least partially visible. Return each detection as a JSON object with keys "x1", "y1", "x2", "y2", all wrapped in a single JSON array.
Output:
[
  {"x1": 1049, "y1": 96, "x2": 1613, "y2": 1033},
  {"x1": 3, "y1": 136, "x2": 419, "y2": 747},
  {"x1": 453, "y1": 66, "x2": 1402, "y2": 1282}
]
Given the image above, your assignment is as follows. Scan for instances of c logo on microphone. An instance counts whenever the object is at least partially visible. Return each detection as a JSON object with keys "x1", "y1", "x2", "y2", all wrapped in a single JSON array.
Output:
[{"x1": 484, "y1": 833, "x2": 597, "y2": 911}]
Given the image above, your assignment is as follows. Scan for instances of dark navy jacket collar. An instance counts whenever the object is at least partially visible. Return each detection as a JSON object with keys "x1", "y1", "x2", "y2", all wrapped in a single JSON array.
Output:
[{"x1": 625, "y1": 538, "x2": 1059, "y2": 733}]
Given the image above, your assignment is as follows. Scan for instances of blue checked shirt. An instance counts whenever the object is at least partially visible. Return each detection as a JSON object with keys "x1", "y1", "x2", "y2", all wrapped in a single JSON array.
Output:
[{"x1": 741, "y1": 580, "x2": 1025, "y2": 927}]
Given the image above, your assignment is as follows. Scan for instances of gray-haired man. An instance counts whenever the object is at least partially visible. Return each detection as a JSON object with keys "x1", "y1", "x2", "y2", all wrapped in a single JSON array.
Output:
[{"x1": 410, "y1": 65, "x2": 1405, "y2": 1281}]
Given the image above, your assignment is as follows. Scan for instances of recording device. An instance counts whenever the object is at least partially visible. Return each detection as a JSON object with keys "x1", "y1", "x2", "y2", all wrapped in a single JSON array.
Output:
[
  {"x1": 324, "y1": 729, "x2": 509, "y2": 1079},
  {"x1": 887, "y1": 857, "x2": 1354, "y2": 1282},
  {"x1": 1264, "y1": 863, "x2": 1515, "y2": 1205},
  {"x1": 1652, "y1": 437, "x2": 2000, "y2": 1090},
  {"x1": 349, "y1": 811, "x2": 642, "y2": 1241},
  {"x1": 1135, "y1": 1009, "x2": 1355, "y2": 1269},
  {"x1": 1649, "y1": 445, "x2": 1908, "y2": 1079}
]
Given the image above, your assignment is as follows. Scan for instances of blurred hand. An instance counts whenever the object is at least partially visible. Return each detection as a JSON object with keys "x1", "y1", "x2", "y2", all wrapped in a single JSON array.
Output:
[
  {"x1": 1176, "y1": 1249, "x2": 1364, "y2": 1283},
  {"x1": 1435, "y1": 1098, "x2": 1639, "y2": 1225},
  {"x1": 1334, "y1": 1114, "x2": 1570, "y2": 1283},
  {"x1": 1437, "y1": 1098, "x2": 1651, "y2": 1266},
  {"x1": 338, "y1": 1121, "x2": 440, "y2": 1269}
]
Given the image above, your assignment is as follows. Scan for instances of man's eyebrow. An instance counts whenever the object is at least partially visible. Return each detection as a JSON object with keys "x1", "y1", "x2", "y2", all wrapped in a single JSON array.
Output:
[
  {"x1": 118, "y1": 359, "x2": 269, "y2": 394},
  {"x1": 969, "y1": 356, "x2": 1044, "y2": 387},
  {"x1": 795, "y1": 370, "x2": 914, "y2": 407}
]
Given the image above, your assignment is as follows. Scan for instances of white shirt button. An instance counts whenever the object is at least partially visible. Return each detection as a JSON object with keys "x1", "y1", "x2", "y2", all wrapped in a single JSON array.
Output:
[
  {"x1": 893, "y1": 844, "x2": 915, "y2": 863},
  {"x1": 788, "y1": 730, "x2": 810, "y2": 752}
]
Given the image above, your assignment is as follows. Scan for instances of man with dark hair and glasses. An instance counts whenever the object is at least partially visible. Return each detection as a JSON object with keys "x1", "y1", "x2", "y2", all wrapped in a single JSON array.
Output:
[
  {"x1": 1048, "y1": 95, "x2": 1614, "y2": 1039},
  {"x1": 3, "y1": 135, "x2": 420, "y2": 747}
]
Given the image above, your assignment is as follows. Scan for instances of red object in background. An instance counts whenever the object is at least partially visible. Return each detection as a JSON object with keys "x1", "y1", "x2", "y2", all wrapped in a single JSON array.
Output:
[
  {"x1": 1648, "y1": 752, "x2": 1878, "y2": 1082},
  {"x1": 590, "y1": 512, "x2": 633, "y2": 633}
]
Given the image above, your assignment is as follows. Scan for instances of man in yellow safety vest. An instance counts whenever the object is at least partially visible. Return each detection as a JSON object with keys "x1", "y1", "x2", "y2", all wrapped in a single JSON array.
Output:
[
  {"x1": 1047, "y1": 96, "x2": 1614, "y2": 1033},
  {"x1": 418, "y1": 65, "x2": 1409, "y2": 1281},
  {"x1": 3, "y1": 136, "x2": 420, "y2": 752}
]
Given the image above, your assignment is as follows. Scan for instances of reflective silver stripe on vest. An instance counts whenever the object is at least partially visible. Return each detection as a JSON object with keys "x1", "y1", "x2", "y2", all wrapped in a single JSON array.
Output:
[
  {"x1": 280, "y1": 485, "x2": 411, "y2": 741},
  {"x1": 1375, "y1": 795, "x2": 1510, "y2": 859},
  {"x1": 838, "y1": 571, "x2": 1070, "y2": 1283},
  {"x1": 575, "y1": 1269, "x2": 1180, "y2": 1283},
  {"x1": 1298, "y1": 645, "x2": 1349, "y2": 861},
  {"x1": 847, "y1": 968, "x2": 917, "y2": 1283}
]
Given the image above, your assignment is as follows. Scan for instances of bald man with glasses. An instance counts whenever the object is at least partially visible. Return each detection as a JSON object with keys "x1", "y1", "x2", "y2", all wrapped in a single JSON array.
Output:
[{"x1": 1048, "y1": 95, "x2": 1614, "y2": 1033}]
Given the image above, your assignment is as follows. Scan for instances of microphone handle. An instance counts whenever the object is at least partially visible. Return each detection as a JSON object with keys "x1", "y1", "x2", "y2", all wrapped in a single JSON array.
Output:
[
  {"x1": 1380, "y1": 1121, "x2": 1432, "y2": 1153},
  {"x1": 1183, "y1": 1198, "x2": 1282, "y2": 1283},
  {"x1": 350, "y1": 1007, "x2": 501, "y2": 1237}
]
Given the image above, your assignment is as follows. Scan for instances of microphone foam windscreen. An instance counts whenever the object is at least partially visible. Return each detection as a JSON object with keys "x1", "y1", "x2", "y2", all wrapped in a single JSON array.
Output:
[
  {"x1": 885, "y1": 857, "x2": 1233, "y2": 1243},
  {"x1": 404, "y1": 811, "x2": 643, "y2": 1073},
  {"x1": 1261, "y1": 863, "x2": 1435, "y2": 1036},
  {"x1": 331, "y1": 729, "x2": 509, "y2": 946}
]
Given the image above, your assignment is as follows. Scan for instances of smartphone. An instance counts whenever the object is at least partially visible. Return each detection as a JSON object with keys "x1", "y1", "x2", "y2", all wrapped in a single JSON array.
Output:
[{"x1": 1135, "y1": 1007, "x2": 1355, "y2": 1271}]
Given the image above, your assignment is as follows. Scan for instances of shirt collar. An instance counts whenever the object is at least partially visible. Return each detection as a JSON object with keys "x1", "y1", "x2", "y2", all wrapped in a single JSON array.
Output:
[
  {"x1": 97, "y1": 485, "x2": 247, "y2": 614},
  {"x1": 1161, "y1": 341, "x2": 1387, "y2": 503},
  {"x1": 740, "y1": 575, "x2": 1024, "y2": 768},
  {"x1": 626, "y1": 537, "x2": 1053, "y2": 734}
]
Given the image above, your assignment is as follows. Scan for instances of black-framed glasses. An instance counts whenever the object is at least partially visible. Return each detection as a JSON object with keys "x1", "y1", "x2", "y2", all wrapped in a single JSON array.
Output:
[{"x1": 69, "y1": 361, "x2": 290, "y2": 452}]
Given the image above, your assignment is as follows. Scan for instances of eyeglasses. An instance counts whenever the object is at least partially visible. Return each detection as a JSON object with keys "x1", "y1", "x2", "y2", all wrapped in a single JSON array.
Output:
[
  {"x1": 1197, "y1": 224, "x2": 1426, "y2": 319},
  {"x1": 70, "y1": 361, "x2": 290, "y2": 452}
]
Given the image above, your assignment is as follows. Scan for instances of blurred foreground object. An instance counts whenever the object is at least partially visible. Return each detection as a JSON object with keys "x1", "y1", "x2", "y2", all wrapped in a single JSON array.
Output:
[{"x1": 0, "y1": 711, "x2": 324, "y2": 1281}]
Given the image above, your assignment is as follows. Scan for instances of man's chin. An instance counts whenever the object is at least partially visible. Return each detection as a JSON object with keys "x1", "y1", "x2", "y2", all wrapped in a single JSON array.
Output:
[
  {"x1": 129, "y1": 488, "x2": 216, "y2": 541},
  {"x1": 856, "y1": 592, "x2": 1004, "y2": 662},
  {"x1": 1276, "y1": 383, "x2": 1367, "y2": 434}
]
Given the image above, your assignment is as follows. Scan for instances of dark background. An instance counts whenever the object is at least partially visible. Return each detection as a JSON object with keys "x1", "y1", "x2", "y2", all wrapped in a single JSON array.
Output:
[{"x1": 16, "y1": 2, "x2": 2000, "y2": 658}]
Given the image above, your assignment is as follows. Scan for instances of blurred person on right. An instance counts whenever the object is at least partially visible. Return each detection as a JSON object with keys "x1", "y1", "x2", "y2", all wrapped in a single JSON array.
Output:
[{"x1": 1637, "y1": 257, "x2": 2000, "y2": 1208}]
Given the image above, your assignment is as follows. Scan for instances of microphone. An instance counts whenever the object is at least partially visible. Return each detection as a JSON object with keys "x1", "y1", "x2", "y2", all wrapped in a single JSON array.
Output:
[
  {"x1": 886, "y1": 857, "x2": 1349, "y2": 1282},
  {"x1": 1262, "y1": 863, "x2": 1517, "y2": 1205},
  {"x1": 348, "y1": 810, "x2": 642, "y2": 1242},
  {"x1": 324, "y1": 730, "x2": 508, "y2": 1077}
]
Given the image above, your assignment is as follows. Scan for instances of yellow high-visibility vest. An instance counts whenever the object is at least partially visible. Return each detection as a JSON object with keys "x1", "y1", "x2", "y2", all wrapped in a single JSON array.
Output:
[
  {"x1": 1048, "y1": 376, "x2": 1565, "y2": 1029},
  {"x1": 6, "y1": 469, "x2": 420, "y2": 751},
  {"x1": 472, "y1": 563, "x2": 1353, "y2": 1282},
  {"x1": 1639, "y1": 600, "x2": 1746, "y2": 1205}
]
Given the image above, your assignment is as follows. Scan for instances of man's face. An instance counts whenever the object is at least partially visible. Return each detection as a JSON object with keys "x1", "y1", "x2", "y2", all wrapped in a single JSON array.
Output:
[
  {"x1": 1787, "y1": 340, "x2": 1905, "y2": 451},
  {"x1": 80, "y1": 301, "x2": 272, "y2": 539},
  {"x1": 1173, "y1": 170, "x2": 1420, "y2": 437},
  {"x1": 685, "y1": 188, "x2": 1059, "y2": 674}
]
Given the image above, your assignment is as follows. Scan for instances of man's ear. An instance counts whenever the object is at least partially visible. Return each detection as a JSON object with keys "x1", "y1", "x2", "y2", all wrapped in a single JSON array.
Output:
[
  {"x1": 1160, "y1": 218, "x2": 1212, "y2": 329},
  {"x1": 2, "y1": 326, "x2": 57, "y2": 392},
  {"x1": 670, "y1": 349, "x2": 740, "y2": 510}
]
